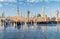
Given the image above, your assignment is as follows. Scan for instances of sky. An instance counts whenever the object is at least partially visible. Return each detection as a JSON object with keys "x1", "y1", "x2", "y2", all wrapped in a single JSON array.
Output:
[{"x1": 0, "y1": 0, "x2": 60, "y2": 17}]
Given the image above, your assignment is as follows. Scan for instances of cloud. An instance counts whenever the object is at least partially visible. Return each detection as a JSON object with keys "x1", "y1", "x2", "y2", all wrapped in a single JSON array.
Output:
[
  {"x1": 27, "y1": 0, "x2": 54, "y2": 3},
  {"x1": 27, "y1": 0, "x2": 40, "y2": 3},
  {"x1": 27, "y1": 0, "x2": 48, "y2": 3},
  {"x1": 0, "y1": 0, "x2": 17, "y2": 2},
  {"x1": 46, "y1": 7, "x2": 49, "y2": 9},
  {"x1": 0, "y1": 0, "x2": 4, "y2": 1},
  {"x1": 19, "y1": 2, "x2": 23, "y2": 5},
  {"x1": 0, "y1": 4, "x2": 3, "y2": 7},
  {"x1": 27, "y1": 0, "x2": 35, "y2": 2},
  {"x1": 18, "y1": 0, "x2": 24, "y2": 1},
  {"x1": 3, "y1": 3, "x2": 9, "y2": 5}
]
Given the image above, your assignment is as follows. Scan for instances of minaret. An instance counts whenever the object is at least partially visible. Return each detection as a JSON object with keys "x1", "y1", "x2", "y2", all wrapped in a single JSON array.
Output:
[
  {"x1": 56, "y1": 9, "x2": 59, "y2": 32},
  {"x1": 2, "y1": 10, "x2": 5, "y2": 18},
  {"x1": 16, "y1": 7, "x2": 20, "y2": 17},
  {"x1": 42, "y1": 6, "x2": 45, "y2": 17},
  {"x1": 27, "y1": 10, "x2": 30, "y2": 17},
  {"x1": 34, "y1": 12, "x2": 37, "y2": 22},
  {"x1": 27, "y1": 10, "x2": 30, "y2": 21},
  {"x1": 21, "y1": 11, "x2": 22, "y2": 17},
  {"x1": 50, "y1": 11, "x2": 52, "y2": 21},
  {"x1": 56, "y1": 9, "x2": 59, "y2": 21},
  {"x1": 35, "y1": 12, "x2": 36, "y2": 17}
]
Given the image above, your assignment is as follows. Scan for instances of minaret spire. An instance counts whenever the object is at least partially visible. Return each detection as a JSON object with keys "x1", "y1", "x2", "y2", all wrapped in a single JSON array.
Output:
[{"x1": 42, "y1": 6, "x2": 45, "y2": 17}]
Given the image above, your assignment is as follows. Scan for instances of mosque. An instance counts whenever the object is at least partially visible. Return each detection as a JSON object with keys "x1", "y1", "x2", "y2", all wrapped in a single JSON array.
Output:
[{"x1": 0, "y1": 6, "x2": 59, "y2": 25}]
